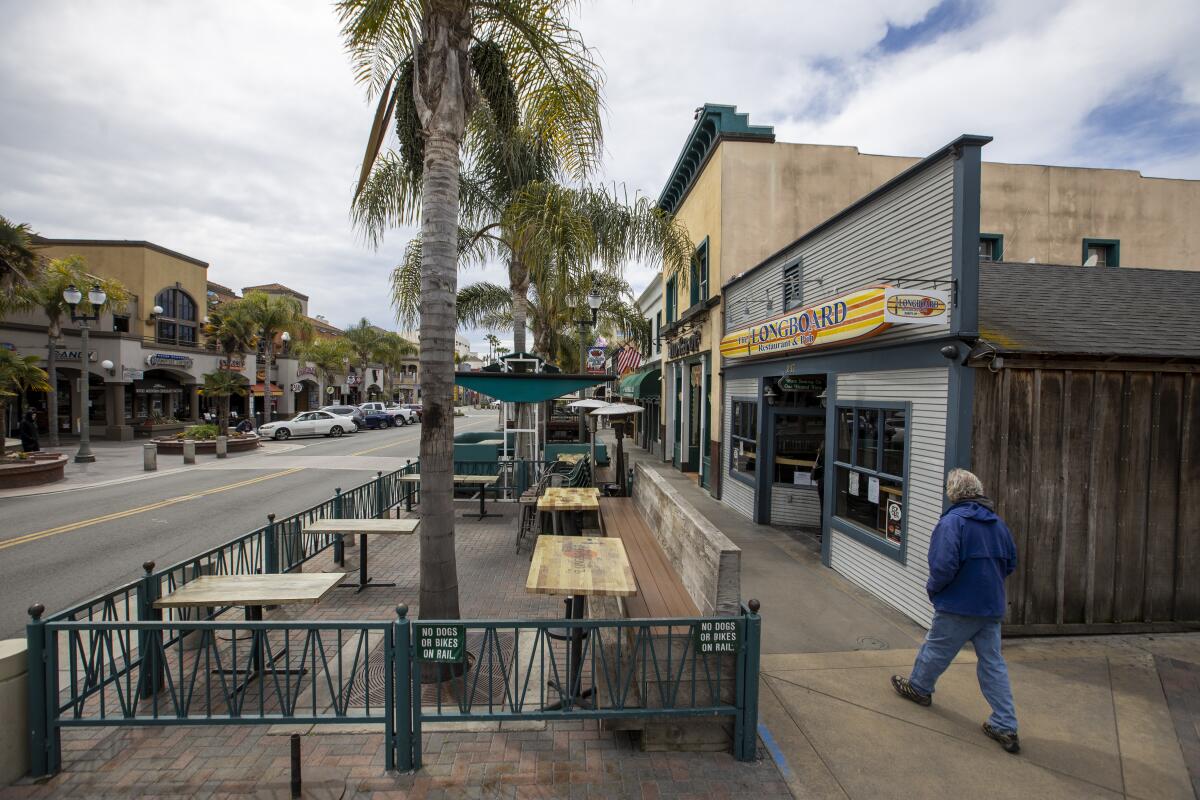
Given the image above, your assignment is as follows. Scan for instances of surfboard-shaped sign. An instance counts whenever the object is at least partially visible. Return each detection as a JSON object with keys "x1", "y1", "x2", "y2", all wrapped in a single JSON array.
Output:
[{"x1": 720, "y1": 286, "x2": 949, "y2": 360}]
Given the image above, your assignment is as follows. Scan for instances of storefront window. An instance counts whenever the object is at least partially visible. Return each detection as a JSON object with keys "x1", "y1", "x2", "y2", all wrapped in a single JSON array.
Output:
[
  {"x1": 154, "y1": 287, "x2": 198, "y2": 346},
  {"x1": 772, "y1": 413, "x2": 823, "y2": 485},
  {"x1": 729, "y1": 400, "x2": 757, "y2": 481},
  {"x1": 833, "y1": 404, "x2": 907, "y2": 549}
]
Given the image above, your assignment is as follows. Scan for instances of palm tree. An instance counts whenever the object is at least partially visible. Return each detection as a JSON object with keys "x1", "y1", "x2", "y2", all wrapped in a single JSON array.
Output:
[
  {"x1": 240, "y1": 291, "x2": 307, "y2": 423},
  {"x1": 204, "y1": 299, "x2": 259, "y2": 379},
  {"x1": 17, "y1": 257, "x2": 128, "y2": 447},
  {"x1": 0, "y1": 215, "x2": 41, "y2": 299},
  {"x1": 339, "y1": 0, "x2": 606, "y2": 622},
  {"x1": 1, "y1": 351, "x2": 52, "y2": 456},
  {"x1": 484, "y1": 333, "x2": 500, "y2": 363},
  {"x1": 343, "y1": 318, "x2": 385, "y2": 400},
  {"x1": 374, "y1": 332, "x2": 418, "y2": 401},
  {"x1": 296, "y1": 337, "x2": 352, "y2": 407},
  {"x1": 201, "y1": 370, "x2": 248, "y2": 433}
]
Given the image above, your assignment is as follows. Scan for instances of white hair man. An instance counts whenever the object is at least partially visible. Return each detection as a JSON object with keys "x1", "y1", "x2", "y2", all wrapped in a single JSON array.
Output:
[{"x1": 891, "y1": 468, "x2": 1021, "y2": 753}]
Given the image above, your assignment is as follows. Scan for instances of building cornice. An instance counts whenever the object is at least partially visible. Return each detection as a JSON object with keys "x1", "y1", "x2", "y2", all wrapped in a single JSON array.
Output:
[{"x1": 656, "y1": 104, "x2": 775, "y2": 215}]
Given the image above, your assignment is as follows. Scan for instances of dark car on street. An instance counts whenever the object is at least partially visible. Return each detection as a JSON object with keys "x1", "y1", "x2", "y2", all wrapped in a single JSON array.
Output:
[{"x1": 359, "y1": 409, "x2": 392, "y2": 430}]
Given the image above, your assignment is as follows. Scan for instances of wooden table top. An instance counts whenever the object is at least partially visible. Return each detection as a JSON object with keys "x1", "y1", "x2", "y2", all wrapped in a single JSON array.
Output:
[
  {"x1": 398, "y1": 474, "x2": 500, "y2": 484},
  {"x1": 153, "y1": 573, "x2": 345, "y2": 608},
  {"x1": 526, "y1": 536, "x2": 636, "y2": 597},
  {"x1": 555, "y1": 453, "x2": 586, "y2": 464},
  {"x1": 476, "y1": 438, "x2": 504, "y2": 445},
  {"x1": 303, "y1": 518, "x2": 420, "y2": 534},
  {"x1": 537, "y1": 487, "x2": 600, "y2": 512}
]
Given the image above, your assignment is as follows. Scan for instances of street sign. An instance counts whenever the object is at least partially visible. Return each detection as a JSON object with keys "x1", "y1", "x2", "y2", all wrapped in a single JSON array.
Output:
[
  {"x1": 415, "y1": 624, "x2": 465, "y2": 663},
  {"x1": 693, "y1": 619, "x2": 741, "y2": 654}
]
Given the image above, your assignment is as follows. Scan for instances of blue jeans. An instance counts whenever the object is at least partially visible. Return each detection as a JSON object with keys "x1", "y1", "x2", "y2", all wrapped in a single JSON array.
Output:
[{"x1": 909, "y1": 611, "x2": 1018, "y2": 733}]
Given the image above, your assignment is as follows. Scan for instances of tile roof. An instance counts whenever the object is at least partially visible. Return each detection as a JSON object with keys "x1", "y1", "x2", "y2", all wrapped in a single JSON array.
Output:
[
  {"x1": 242, "y1": 283, "x2": 309, "y2": 300},
  {"x1": 978, "y1": 261, "x2": 1200, "y2": 359}
]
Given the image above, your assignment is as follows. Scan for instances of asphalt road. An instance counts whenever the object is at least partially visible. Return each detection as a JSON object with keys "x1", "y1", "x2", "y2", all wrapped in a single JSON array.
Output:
[{"x1": 0, "y1": 409, "x2": 501, "y2": 637}]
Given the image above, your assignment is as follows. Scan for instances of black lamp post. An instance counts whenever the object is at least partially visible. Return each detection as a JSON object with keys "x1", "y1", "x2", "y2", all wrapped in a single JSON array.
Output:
[
  {"x1": 63, "y1": 283, "x2": 106, "y2": 463},
  {"x1": 577, "y1": 291, "x2": 603, "y2": 442}
]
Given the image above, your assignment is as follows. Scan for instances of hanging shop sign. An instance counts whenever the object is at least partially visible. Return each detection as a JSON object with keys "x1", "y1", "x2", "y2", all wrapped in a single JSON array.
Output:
[
  {"x1": 667, "y1": 330, "x2": 701, "y2": 360},
  {"x1": 290, "y1": 382, "x2": 303, "y2": 393},
  {"x1": 415, "y1": 623, "x2": 465, "y2": 663},
  {"x1": 145, "y1": 352, "x2": 194, "y2": 369},
  {"x1": 296, "y1": 365, "x2": 316, "y2": 377},
  {"x1": 778, "y1": 375, "x2": 825, "y2": 393},
  {"x1": 586, "y1": 345, "x2": 607, "y2": 374},
  {"x1": 720, "y1": 286, "x2": 950, "y2": 360},
  {"x1": 123, "y1": 367, "x2": 144, "y2": 380},
  {"x1": 346, "y1": 374, "x2": 361, "y2": 386},
  {"x1": 54, "y1": 348, "x2": 98, "y2": 362}
]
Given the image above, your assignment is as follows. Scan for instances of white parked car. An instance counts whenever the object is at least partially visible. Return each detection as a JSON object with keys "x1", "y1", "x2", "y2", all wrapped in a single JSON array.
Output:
[
  {"x1": 359, "y1": 401, "x2": 418, "y2": 426},
  {"x1": 259, "y1": 411, "x2": 354, "y2": 440}
]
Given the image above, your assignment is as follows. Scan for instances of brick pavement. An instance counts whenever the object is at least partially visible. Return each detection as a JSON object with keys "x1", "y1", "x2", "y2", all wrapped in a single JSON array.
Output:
[{"x1": 3, "y1": 502, "x2": 787, "y2": 799}]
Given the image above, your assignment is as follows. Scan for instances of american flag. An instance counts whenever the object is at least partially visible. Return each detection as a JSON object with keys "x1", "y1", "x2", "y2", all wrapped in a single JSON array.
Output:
[{"x1": 615, "y1": 344, "x2": 642, "y2": 375}]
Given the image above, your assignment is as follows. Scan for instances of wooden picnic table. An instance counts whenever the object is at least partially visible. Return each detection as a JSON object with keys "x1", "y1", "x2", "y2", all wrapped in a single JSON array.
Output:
[
  {"x1": 154, "y1": 573, "x2": 345, "y2": 685},
  {"x1": 303, "y1": 518, "x2": 420, "y2": 593},
  {"x1": 538, "y1": 487, "x2": 600, "y2": 535},
  {"x1": 526, "y1": 535, "x2": 635, "y2": 710},
  {"x1": 399, "y1": 473, "x2": 502, "y2": 519},
  {"x1": 555, "y1": 453, "x2": 586, "y2": 465}
]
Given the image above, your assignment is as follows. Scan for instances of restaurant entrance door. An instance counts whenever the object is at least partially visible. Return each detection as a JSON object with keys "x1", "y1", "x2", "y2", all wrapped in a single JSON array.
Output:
[{"x1": 756, "y1": 375, "x2": 827, "y2": 529}]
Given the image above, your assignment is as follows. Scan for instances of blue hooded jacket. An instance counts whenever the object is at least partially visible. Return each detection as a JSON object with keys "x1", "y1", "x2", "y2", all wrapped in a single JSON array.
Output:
[{"x1": 926, "y1": 498, "x2": 1017, "y2": 618}]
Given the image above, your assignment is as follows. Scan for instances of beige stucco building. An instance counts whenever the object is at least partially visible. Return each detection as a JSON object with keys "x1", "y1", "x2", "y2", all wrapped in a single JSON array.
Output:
[{"x1": 657, "y1": 104, "x2": 1200, "y2": 497}]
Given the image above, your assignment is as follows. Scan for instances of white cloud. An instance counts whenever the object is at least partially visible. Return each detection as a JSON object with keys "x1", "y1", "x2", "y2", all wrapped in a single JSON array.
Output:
[{"x1": 2, "y1": 0, "x2": 1198, "y2": 359}]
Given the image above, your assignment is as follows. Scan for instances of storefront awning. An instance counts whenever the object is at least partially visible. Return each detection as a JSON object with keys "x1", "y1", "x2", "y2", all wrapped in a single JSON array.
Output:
[
  {"x1": 250, "y1": 382, "x2": 283, "y2": 397},
  {"x1": 617, "y1": 367, "x2": 661, "y2": 399},
  {"x1": 454, "y1": 372, "x2": 614, "y2": 403}
]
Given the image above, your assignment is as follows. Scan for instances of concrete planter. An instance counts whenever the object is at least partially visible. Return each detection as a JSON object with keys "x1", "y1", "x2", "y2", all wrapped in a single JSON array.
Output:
[
  {"x1": 0, "y1": 452, "x2": 68, "y2": 489},
  {"x1": 136, "y1": 422, "x2": 186, "y2": 438},
  {"x1": 153, "y1": 435, "x2": 260, "y2": 455}
]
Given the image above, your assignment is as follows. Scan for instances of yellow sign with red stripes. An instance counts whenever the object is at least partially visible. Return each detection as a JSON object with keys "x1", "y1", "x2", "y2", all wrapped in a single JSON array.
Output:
[{"x1": 720, "y1": 286, "x2": 894, "y2": 359}]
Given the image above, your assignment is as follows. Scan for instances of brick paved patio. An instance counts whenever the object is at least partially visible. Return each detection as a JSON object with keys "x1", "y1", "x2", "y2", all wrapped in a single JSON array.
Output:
[{"x1": 3, "y1": 502, "x2": 787, "y2": 799}]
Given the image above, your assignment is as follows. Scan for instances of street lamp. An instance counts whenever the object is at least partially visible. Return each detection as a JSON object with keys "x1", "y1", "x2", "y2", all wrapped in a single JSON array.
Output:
[
  {"x1": 261, "y1": 330, "x2": 291, "y2": 424},
  {"x1": 576, "y1": 291, "x2": 604, "y2": 442},
  {"x1": 63, "y1": 283, "x2": 106, "y2": 463}
]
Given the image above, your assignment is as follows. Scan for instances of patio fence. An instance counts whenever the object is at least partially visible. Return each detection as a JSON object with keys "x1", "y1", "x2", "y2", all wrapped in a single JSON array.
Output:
[{"x1": 25, "y1": 459, "x2": 761, "y2": 777}]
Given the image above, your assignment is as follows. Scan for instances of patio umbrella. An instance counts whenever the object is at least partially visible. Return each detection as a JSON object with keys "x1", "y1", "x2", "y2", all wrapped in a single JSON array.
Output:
[
  {"x1": 565, "y1": 399, "x2": 611, "y2": 462},
  {"x1": 590, "y1": 405, "x2": 645, "y2": 495}
]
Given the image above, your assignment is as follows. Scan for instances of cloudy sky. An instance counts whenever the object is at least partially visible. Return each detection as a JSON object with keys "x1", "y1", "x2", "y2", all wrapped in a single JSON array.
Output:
[{"x1": 2, "y1": 0, "x2": 1198, "y2": 353}]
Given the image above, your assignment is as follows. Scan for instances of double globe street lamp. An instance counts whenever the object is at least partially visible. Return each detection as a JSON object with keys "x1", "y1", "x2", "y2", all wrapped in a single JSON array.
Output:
[
  {"x1": 261, "y1": 330, "x2": 290, "y2": 424},
  {"x1": 576, "y1": 291, "x2": 603, "y2": 442},
  {"x1": 62, "y1": 283, "x2": 106, "y2": 463}
]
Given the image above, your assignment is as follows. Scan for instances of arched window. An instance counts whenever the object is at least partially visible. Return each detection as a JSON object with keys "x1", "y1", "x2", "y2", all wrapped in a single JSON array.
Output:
[{"x1": 154, "y1": 287, "x2": 198, "y2": 346}]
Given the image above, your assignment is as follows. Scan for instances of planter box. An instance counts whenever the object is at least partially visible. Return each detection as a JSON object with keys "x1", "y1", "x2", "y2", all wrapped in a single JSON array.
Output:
[
  {"x1": 0, "y1": 453, "x2": 68, "y2": 489},
  {"x1": 135, "y1": 422, "x2": 186, "y2": 439},
  {"x1": 153, "y1": 435, "x2": 260, "y2": 455}
]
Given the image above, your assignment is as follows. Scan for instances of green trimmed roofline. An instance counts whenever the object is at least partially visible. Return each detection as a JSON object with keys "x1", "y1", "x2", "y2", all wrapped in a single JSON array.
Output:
[{"x1": 656, "y1": 104, "x2": 775, "y2": 214}]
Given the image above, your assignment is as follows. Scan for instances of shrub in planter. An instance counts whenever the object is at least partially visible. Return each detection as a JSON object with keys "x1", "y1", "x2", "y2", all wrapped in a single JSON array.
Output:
[{"x1": 173, "y1": 423, "x2": 221, "y2": 441}]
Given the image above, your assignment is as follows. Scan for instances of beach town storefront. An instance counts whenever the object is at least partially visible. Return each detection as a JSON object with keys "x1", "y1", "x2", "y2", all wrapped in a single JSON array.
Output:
[{"x1": 718, "y1": 136, "x2": 986, "y2": 627}]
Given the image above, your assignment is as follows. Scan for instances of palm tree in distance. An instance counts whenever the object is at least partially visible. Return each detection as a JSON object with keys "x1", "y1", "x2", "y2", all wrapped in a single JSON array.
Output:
[
  {"x1": 340, "y1": 0, "x2": 609, "y2": 622},
  {"x1": 374, "y1": 331, "x2": 418, "y2": 401},
  {"x1": 342, "y1": 318, "x2": 385, "y2": 400},
  {"x1": 0, "y1": 216, "x2": 41, "y2": 305},
  {"x1": 240, "y1": 291, "x2": 308, "y2": 423},
  {"x1": 18, "y1": 257, "x2": 128, "y2": 447},
  {"x1": 297, "y1": 337, "x2": 353, "y2": 407},
  {"x1": 0, "y1": 351, "x2": 52, "y2": 457}
]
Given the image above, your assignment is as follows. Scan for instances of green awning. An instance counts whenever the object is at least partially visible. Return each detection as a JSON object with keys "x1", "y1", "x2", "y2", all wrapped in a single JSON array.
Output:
[
  {"x1": 455, "y1": 371, "x2": 615, "y2": 403},
  {"x1": 618, "y1": 367, "x2": 661, "y2": 398}
]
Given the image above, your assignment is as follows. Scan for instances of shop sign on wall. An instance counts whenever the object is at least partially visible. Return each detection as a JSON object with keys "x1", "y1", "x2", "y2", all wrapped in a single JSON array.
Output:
[
  {"x1": 296, "y1": 365, "x2": 316, "y2": 377},
  {"x1": 720, "y1": 285, "x2": 950, "y2": 360},
  {"x1": 667, "y1": 330, "x2": 701, "y2": 360},
  {"x1": 146, "y1": 352, "x2": 194, "y2": 369},
  {"x1": 54, "y1": 349, "x2": 98, "y2": 362},
  {"x1": 586, "y1": 345, "x2": 607, "y2": 374},
  {"x1": 219, "y1": 357, "x2": 245, "y2": 371}
]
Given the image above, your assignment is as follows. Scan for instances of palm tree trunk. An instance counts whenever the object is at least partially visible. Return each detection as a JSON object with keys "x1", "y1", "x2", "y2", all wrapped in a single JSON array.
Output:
[
  {"x1": 510, "y1": 260, "x2": 529, "y2": 354},
  {"x1": 45, "y1": 331, "x2": 59, "y2": 447}
]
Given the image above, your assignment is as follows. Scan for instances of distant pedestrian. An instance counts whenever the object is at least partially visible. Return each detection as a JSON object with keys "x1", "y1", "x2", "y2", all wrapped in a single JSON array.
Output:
[
  {"x1": 891, "y1": 468, "x2": 1020, "y2": 753},
  {"x1": 235, "y1": 418, "x2": 254, "y2": 434},
  {"x1": 18, "y1": 411, "x2": 40, "y2": 452}
]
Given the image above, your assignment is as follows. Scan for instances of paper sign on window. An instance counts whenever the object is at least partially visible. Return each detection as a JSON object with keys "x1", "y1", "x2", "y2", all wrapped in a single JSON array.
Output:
[
  {"x1": 848, "y1": 471, "x2": 860, "y2": 497},
  {"x1": 868, "y1": 476, "x2": 880, "y2": 504}
]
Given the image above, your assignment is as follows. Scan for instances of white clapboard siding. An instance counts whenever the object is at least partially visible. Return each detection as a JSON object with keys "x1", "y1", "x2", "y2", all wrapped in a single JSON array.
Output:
[
  {"x1": 721, "y1": 378, "x2": 756, "y2": 520},
  {"x1": 725, "y1": 154, "x2": 954, "y2": 350},
  {"x1": 830, "y1": 367, "x2": 948, "y2": 628},
  {"x1": 770, "y1": 484, "x2": 821, "y2": 527}
]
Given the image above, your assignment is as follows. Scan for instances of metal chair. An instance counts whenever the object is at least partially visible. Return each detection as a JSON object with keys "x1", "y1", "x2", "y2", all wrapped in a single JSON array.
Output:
[{"x1": 515, "y1": 469, "x2": 564, "y2": 553}]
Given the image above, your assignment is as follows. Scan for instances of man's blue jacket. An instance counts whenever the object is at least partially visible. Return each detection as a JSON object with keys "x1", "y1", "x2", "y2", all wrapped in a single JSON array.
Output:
[{"x1": 926, "y1": 498, "x2": 1016, "y2": 618}]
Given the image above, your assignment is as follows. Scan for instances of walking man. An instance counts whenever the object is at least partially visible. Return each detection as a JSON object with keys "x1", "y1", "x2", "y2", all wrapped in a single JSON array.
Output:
[{"x1": 891, "y1": 468, "x2": 1021, "y2": 753}]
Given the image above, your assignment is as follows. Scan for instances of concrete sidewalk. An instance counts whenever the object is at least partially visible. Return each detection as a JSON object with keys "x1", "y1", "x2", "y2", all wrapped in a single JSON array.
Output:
[{"x1": 617, "y1": 439, "x2": 1199, "y2": 799}]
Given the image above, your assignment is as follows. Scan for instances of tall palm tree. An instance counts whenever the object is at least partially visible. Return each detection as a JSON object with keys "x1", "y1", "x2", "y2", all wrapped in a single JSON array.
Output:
[
  {"x1": 0, "y1": 351, "x2": 52, "y2": 456},
  {"x1": 205, "y1": 299, "x2": 259, "y2": 377},
  {"x1": 484, "y1": 332, "x2": 500, "y2": 363},
  {"x1": 18, "y1": 257, "x2": 128, "y2": 446},
  {"x1": 240, "y1": 291, "x2": 307, "y2": 422},
  {"x1": 342, "y1": 318, "x2": 385, "y2": 400},
  {"x1": 296, "y1": 337, "x2": 353, "y2": 407},
  {"x1": 340, "y1": 0, "x2": 605, "y2": 622},
  {"x1": 0, "y1": 215, "x2": 41, "y2": 299}
]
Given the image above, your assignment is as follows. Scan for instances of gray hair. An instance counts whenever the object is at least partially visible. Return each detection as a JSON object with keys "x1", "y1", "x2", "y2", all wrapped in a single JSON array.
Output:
[{"x1": 945, "y1": 469, "x2": 984, "y2": 503}]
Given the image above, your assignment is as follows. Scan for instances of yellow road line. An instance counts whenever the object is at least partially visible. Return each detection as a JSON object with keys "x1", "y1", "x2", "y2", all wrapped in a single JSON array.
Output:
[{"x1": 0, "y1": 468, "x2": 305, "y2": 552}]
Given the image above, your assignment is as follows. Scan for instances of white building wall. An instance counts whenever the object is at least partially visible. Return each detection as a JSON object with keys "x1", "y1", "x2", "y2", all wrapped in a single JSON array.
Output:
[{"x1": 829, "y1": 366, "x2": 949, "y2": 628}]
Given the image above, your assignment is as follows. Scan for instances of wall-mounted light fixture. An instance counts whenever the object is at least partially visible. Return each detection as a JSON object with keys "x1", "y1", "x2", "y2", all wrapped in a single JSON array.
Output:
[
  {"x1": 763, "y1": 381, "x2": 780, "y2": 407},
  {"x1": 100, "y1": 359, "x2": 115, "y2": 376},
  {"x1": 149, "y1": 304, "x2": 164, "y2": 321}
]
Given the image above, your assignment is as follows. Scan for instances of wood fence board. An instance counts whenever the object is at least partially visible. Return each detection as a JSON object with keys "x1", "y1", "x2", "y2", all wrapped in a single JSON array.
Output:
[
  {"x1": 1174, "y1": 374, "x2": 1200, "y2": 620},
  {"x1": 1088, "y1": 371, "x2": 1124, "y2": 623},
  {"x1": 1003, "y1": 369, "x2": 1034, "y2": 625},
  {"x1": 1145, "y1": 374, "x2": 1182, "y2": 621},
  {"x1": 1026, "y1": 370, "x2": 1064, "y2": 624},
  {"x1": 1114, "y1": 372, "x2": 1153, "y2": 622},
  {"x1": 1061, "y1": 370, "x2": 1095, "y2": 624},
  {"x1": 972, "y1": 370, "x2": 1001, "y2": 494}
]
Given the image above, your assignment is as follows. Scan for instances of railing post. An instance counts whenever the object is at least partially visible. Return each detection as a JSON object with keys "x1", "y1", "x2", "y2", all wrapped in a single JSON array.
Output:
[
  {"x1": 394, "y1": 604, "x2": 413, "y2": 772},
  {"x1": 736, "y1": 599, "x2": 762, "y2": 762},
  {"x1": 137, "y1": 561, "x2": 163, "y2": 699},
  {"x1": 376, "y1": 470, "x2": 384, "y2": 518},
  {"x1": 404, "y1": 460, "x2": 413, "y2": 513},
  {"x1": 26, "y1": 603, "x2": 59, "y2": 778},
  {"x1": 333, "y1": 488, "x2": 345, "y2": 566},
  {"x1": 264, "y1": 513, "x2": 279, "y2": 574}
]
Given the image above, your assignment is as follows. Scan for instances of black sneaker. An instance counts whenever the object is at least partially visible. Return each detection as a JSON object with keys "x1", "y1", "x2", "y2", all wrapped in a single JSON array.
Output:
[
  {"x1": 982, "y1": 722, "x2": 1020, "y2": 754},
  {"x1": 891, "y1": 675, "x2": 931, "y2": 707}
]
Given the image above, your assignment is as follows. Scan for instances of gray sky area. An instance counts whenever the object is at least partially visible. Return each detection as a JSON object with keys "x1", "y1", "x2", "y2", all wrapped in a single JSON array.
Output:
[{"x1": 2, "y1": 0, "x2": 1198, "y2": 353}]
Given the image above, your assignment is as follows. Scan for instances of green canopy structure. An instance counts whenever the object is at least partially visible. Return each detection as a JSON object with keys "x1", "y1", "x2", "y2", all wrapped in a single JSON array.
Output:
[
  {"x1": 455, "y1": 371, "x2": 614, "y2": 403},
  {"x1": 617, "y1": 366, "x2": 661, "y2": 399}
]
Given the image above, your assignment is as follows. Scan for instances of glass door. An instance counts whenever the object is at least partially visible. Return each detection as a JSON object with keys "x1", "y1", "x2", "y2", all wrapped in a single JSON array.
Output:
[{"x1": 686, "y1": 362, "x2": 702, "y2": 471}]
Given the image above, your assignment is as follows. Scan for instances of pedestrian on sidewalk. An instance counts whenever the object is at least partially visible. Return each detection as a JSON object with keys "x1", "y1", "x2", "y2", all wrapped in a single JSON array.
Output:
[
  {"x1": 891, "y1": 468, "x2": 1021, "y2": 754},
  {"x1": 18, "y1": 410, "x2": 40, "y2": 452},
  {"x1": 235, "y1": 417, "x2": 254, "y2": 434}
]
